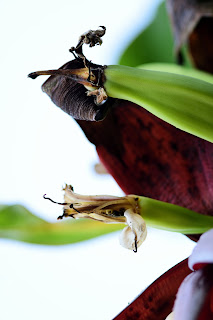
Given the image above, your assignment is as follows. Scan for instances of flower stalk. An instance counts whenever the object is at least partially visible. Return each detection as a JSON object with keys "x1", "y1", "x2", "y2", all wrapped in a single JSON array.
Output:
[{"x1": 139, "y1": 197, "x2": 213, "y2": 234}]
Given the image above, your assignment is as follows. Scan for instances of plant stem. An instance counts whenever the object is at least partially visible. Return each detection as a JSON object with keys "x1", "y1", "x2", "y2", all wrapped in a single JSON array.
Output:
[{"x1": 139, "y1": 196, "x2": 213, "y2": 233}]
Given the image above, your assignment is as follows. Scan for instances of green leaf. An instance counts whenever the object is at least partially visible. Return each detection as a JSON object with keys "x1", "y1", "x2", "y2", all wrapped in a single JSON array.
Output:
[
  {"x1": 105, "y1": 64, "x2": 213, "y2": 143},
  {"x1": 0, "y1": 205, "x2": 123, "y2": 245},
  {"x1": 119, "y1": 2, "x2": 175, "y2": 67}
]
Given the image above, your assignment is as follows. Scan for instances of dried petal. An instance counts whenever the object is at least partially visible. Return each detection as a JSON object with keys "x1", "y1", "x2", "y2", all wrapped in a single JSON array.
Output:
[
  {"x1": 29, "y1": 59, "x2": 113, "y2": 121},
  {"x1": 119, "y1": 209, "x2": 147, "y2": 252}
]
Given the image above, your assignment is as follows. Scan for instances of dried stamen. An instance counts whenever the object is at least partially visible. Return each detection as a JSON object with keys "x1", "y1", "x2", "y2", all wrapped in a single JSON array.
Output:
[
  {"x1": 43, "y1": 194, "x2": 67, "y2": 206},
  {"x1": 43, "y1": 193, "x2": 81, "y2": 218}
]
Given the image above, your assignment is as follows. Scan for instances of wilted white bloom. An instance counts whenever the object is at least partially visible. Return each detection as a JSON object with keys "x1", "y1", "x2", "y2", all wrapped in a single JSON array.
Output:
[
  {"x1": 45, "y1": 184, "x2": 147, "y2": 252},
  {"x1": 119, "y1": 209, "x2": 147, "y2": 252}
]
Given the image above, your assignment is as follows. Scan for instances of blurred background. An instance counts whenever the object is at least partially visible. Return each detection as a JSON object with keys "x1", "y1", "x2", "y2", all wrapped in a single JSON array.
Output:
[{"x1": 0, "y1": 0, "x2": 195, "y2": 319}]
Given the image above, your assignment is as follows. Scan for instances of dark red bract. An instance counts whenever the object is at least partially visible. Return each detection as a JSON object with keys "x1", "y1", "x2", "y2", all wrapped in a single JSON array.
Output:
[
  {"x1": 113, "y1": 259, "x2": 191, "y2": 320},
  {"x1": 78, "y1": 100, "x2": 213, "y2": 242}
]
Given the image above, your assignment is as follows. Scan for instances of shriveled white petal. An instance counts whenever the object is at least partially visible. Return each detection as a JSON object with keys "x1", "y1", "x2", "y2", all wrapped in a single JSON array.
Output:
[
  {"x1": 119, "y1": 209, "x2": 147, "y2": 251},
  {"x1": 188, "y1": 228, "x2": 213, "y2": 271},
  {"x1": 120, "y1": 226, "x2": 137, "y2": 251}
]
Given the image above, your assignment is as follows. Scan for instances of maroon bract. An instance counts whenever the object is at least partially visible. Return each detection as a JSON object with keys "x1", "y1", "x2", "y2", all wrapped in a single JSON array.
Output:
[
  {"x1": 113, "y1": 259, "x2": 191, "y2": 320},
  {"x1": 78, "y1": 100, "x2": 213, "y2": 241}
]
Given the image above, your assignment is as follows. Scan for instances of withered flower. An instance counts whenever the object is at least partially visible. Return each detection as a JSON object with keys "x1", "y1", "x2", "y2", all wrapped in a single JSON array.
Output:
[
  {"x1": 28, "y1": 58, "x2": 112, "y2": 121},
  {"x1": 70, "y1": 26, "x2": 106, "y2": 51},
  {"x1": 28, "y1": 26, "x2": 114, "y2": 121},
  {"x1": 44, "y1": 184, "x2": 147, "y2": 252}
]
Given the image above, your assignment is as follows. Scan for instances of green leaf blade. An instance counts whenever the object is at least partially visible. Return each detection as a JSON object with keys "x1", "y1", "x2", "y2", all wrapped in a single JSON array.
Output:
[
  {"x1": 119, "y1": 2, "x2": 175, "y2": 66},
  {"x1": 0, "y1": 205, "x2": 123, "y2": 245}
]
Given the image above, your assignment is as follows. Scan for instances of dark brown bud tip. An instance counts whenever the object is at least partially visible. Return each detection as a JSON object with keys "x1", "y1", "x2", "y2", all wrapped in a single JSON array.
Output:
[
  {"x1": 28, "y1": 72, "x2": 39, "y2": 79},
  {"x1": 69, "y1": 46, "x2": 76, "y2": 53}
]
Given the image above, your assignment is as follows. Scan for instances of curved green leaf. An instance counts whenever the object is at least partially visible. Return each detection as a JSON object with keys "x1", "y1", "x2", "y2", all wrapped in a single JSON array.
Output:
[
  {"x1": 105, "y1": 65, "x2": 213, "y2": 142},
  {"x1": 119, "y1": 2, "x2": 175, "y2": 67},
  {"x1": 0, "y1": 205, "x2": 123, "y2": 245}
]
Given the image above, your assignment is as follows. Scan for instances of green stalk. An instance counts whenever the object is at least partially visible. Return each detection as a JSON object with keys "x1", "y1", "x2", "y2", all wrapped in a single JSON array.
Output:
[
  {"x1": 104, "y1": 65, "x2": 213, "y2": 143},
  {"x1": 139, "y1": 196, "x2": 213, "y2": 233}
]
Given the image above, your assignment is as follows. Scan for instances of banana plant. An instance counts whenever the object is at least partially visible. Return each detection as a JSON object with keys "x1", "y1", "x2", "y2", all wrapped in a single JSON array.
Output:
[
  {"x1": 27, "y1": 24, "x2": 213, "y2": 245},
  {"x1": 25, "y1": 3, "x2": 213, "y2": 319},
  {"x1": 1, "y1": 3, "x2": 211, "y2": 318}
]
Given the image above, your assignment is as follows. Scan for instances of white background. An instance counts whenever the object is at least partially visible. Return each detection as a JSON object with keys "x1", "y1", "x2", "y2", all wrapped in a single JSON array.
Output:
[{"x1": 0, "y1": 1, "x2": 195, "y2": 319}]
